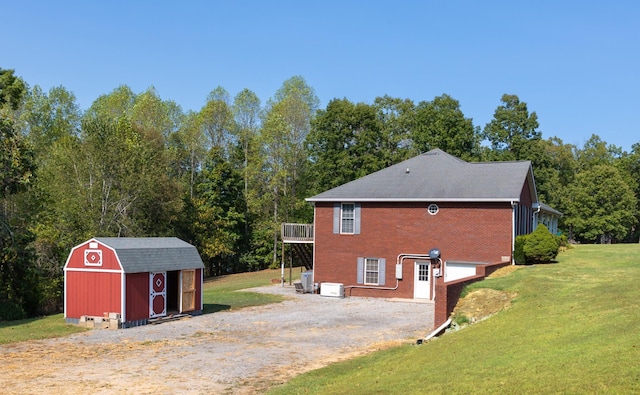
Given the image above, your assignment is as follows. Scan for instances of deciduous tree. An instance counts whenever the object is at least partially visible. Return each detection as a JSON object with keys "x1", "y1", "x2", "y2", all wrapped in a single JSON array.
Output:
[
  {"x1": 306, "y1": 98, "x2": 381, "y2": 192},
  {"x1": 412, "y1": 94, "x2": 480, "y2": 160},
  {"x1": 200, "y1": 86, "x2": 235, "y2": 152},
  {"x1": 563, "y1": 164, "x2": 636, "y2": 243},
  {"x1": 0, "y1": 116, "x2": 39, "y2": 320},
  {"x1": 191, "y1": 148, "x2": 245, "y2": 276},
  {"x1": 483, "y1": 94, "x2": 541, "y2": 161}
]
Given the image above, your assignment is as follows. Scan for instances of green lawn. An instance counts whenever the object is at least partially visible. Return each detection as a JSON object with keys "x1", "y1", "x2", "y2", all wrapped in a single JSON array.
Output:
[
  {"x1": 269, "y1": 244, "x2": 640, "y2": 394},
  {"x1": 0, "y1": 314, "x2": 88, "y2": 344},
  {"x1": 202, "y1": 268, "x2": 286, "y2": 313},
  {"x1": 0, "y1": 267, "x2": 288, "y2": 345}
]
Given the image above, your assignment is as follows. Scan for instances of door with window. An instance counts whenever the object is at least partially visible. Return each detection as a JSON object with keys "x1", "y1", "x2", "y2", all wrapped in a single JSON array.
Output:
[{"x1": 413, "y1": 261, "x2": 430, "y2": 299}]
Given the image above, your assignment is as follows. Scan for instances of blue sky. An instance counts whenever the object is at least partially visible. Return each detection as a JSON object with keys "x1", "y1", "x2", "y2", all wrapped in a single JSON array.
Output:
[{"x1": 3, "y1": 1, "x2": 639, "y2": 152}]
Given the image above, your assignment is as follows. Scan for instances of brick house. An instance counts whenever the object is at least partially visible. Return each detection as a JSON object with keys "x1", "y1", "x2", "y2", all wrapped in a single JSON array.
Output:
[{"x1": 305, "y1": 148, "x2": 560, "y2": 329}]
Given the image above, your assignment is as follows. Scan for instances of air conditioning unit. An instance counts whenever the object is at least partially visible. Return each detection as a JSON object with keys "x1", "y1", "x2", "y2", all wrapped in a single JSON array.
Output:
[
  {"x1": 320, "y1": 282, "x2": 344, "y2": 298},
  {"x1": 300, "y1": 271, "x2": 313, "y2": 293}
]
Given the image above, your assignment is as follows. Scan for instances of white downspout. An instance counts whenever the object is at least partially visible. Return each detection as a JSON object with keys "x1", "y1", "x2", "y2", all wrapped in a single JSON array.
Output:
[
  {"x1": 418, "y1": 318, "x2": 452, "y2": 344},
  {"x1": 533, "y1": 204, "x2": 541, "y2": 231},
  {"x1": 511, "y1": 201, "x2": 517, "y2": 265}
]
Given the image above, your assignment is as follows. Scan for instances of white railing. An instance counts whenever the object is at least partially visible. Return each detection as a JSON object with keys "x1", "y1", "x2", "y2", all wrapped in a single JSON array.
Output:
[{"x1": 281, "y1": 223, "x2": 314, "y2": 242}]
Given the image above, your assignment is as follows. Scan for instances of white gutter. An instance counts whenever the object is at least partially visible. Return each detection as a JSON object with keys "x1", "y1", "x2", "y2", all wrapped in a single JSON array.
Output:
[
  {"x1": 306, "y1": 197, "x2": 521, "y2": 203},
  {"x1": 533, "y1": 203, "x2": 542, "y2": 231},
  {"x1": 418, "y1": 318, "x2": 452, "y2": 344},
  {"x1": 511, "y1": 200, "x2": 517, "y2": 264}
]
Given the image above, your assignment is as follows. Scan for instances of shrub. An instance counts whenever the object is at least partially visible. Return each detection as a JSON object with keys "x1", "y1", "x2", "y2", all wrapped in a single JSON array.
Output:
[
  {"x1": 0, "y1": 301, "x2": 26, "y2": 321},
  {"x1": 514, "y1": 235, "x2": 528, "y2": 265},
  {"x1": 523, "y1": 224, "x2": 559, "y2": 264},
  {"x1": 556, "y1": 234, "x2": 568, "y2": 246}
]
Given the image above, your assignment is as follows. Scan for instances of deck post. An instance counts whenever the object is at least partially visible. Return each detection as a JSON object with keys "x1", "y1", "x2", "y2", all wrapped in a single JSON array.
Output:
[{"x1": 281, "y1": 241, "x2": 285, "y2": 286}]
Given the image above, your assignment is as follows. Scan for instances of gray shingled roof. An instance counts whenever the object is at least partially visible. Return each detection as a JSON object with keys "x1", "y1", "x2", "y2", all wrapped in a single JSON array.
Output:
[
  {"x1": 307, "y1": 149, "x2": 537, "y2": 203},
  {"x1": 95, "y1": 237, "x2": 204, "y2": 273},
  {"x1": 539, "y1": 202, "x2": 563, "y2": 216}
]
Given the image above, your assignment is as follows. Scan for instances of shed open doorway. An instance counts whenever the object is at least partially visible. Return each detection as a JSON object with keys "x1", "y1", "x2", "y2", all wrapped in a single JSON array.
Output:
[
  {"x1": 166, "y1": 271, "x2": 180, "y2": 314},
  {"x1": 165, "y1": 269, "x2": 197, "y2": 315}
]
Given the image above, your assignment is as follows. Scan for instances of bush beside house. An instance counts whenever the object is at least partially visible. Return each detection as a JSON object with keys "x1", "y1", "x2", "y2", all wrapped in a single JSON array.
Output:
[{"x1": 517, "y1": 224, "x2": 560, "y2": 264}]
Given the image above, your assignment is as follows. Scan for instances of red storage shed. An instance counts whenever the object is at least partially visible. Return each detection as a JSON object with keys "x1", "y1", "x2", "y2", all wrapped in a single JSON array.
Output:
[{"x1": 64, "y1": 237, "x2": 205, "y2": 328}]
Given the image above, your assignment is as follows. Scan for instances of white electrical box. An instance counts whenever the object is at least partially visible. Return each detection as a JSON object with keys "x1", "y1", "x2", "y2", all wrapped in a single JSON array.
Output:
[
  {"x1": 395, "y1": 264, "x2": 403, "y2": 279},
  {"x1": 320, "y1": 282, "x2": 344, "y2": 298}
]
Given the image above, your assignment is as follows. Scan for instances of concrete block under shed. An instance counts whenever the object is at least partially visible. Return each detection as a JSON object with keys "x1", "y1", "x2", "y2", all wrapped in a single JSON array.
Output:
[{"x1": 109, "y1": 319, "x2": 120, "y2": 329}]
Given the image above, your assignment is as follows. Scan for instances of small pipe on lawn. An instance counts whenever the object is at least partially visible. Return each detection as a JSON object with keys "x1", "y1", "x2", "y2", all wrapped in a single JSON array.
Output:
[{"x1": 417, "y1": 318, "x2": 452, "y2": 345}]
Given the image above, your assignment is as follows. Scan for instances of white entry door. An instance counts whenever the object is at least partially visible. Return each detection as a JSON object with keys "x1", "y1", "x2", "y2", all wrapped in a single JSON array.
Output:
[{"x1": 414, "y1": 261, "x2": 430, "y2": 299}]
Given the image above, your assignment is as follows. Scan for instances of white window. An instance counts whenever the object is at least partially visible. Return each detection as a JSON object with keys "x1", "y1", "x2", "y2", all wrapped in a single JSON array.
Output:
[
  {"x1": 364, "y1": 258, "x2": 380, "y2": 284},
  {"x1": 357, "y1": 257, "x2": 386, "y2": 285},
  {"x1": 341, "y1": 203, "x2": 355, "y2": 234},
  {"x1": 333, "y1": 203, "x2": 361, "y2": 235}
]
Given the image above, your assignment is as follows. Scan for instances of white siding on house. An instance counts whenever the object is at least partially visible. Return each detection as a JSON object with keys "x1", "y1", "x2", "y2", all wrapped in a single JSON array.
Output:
[{"x1": 444, "y1": 261, "x2": 478, "y2": 282}]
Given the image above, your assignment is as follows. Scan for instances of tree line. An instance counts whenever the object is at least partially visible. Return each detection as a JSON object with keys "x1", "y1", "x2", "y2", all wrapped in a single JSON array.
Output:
[{"x1": 1, "y1": 67, "x2": 638, "y2": 320}]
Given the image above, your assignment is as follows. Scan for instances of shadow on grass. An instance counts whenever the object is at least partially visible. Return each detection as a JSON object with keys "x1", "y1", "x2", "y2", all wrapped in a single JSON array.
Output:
[
  {"x1": 202, "y1": 303, "x2": 231, "y2": 315},
  {"x1": 0, "y1": 315, "x2": 47, "y2": 329}
]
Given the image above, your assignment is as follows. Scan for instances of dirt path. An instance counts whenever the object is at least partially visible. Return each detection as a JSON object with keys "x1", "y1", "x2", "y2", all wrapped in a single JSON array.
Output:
[{"x1": 0, "y1": 285, "x2": 434, "y2": 394}]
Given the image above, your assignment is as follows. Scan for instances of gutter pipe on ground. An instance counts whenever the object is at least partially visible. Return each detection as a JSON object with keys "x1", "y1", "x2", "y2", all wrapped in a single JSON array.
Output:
[{"x1": 416, "y1": 318, "x2": 452, "y2": 345}]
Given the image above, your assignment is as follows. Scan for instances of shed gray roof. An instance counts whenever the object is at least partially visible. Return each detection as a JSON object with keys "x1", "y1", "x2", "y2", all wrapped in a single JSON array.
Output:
[
  {"x1": 307, "y1": 149, "x2": 537, "y2": 203},
  {"x1": 95, "y1": 237, "x2": 204, "y2": 273}
]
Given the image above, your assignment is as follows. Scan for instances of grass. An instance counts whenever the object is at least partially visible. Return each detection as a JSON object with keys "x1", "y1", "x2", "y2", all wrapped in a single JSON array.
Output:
[
  {"x1": 0, "y1": 267, "x2": 290, "y2": 344},
  {"x1": 0, "y1": 314, "x2": 87, "y2": 344},
  {"x1": 202, "y1": 267, "x2": 287, "y2": 313},
  {"x1": 269, "y1": 244, "x2": 640, "y2": 394}
]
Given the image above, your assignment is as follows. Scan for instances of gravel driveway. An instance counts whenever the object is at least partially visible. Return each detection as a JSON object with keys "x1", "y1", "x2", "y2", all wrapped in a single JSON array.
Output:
[{"x1": 1, "y1": 284, "x2": 434, "y2": 394}]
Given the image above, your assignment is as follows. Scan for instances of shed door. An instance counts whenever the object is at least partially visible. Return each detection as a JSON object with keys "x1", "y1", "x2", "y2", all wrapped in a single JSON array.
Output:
[
  {"x1": 150, "y1": 272, "x2": 167, "y2": 318},
  {"x1": 181, "y1": 269, "x2": 196, "y2": 312},
  {"x1": 413, "y1": 262, "x2": 430, "y2": 299}
]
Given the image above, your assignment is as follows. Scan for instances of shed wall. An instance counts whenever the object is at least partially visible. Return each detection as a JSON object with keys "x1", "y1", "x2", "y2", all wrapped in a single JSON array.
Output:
[
  {"x1": 125, "y1": 272, "x2": 150, "y2": 322},
  {"x1": 65, "y1": 270, "x2": 122, "y2": 319},
  {"x1": 65, "y1": 240, "x2": 121, "y2": 271}
]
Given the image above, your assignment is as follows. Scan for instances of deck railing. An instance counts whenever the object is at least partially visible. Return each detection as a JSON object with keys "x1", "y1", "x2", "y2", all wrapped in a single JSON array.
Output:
[{"x1": 281, "y1": 223, "x2": 314, "y2": 243}]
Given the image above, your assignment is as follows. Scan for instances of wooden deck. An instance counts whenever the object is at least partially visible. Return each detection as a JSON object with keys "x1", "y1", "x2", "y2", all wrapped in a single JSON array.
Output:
[{"x1": 281, "y1": 223, "x2": 314, "y2": 243}]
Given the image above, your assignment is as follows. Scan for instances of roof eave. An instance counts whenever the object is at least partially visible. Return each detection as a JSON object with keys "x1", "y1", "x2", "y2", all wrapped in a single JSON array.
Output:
[{"x1": 306, "y1": 197, "x2": 521, "y2": 203}]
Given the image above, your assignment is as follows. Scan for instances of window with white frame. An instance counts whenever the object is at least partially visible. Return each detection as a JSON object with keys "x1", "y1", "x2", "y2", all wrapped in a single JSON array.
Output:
[
  {"x1": 341, "y1": 203, "x2": 355, "y2": 234},
  {"x1": 357, "y1": 257, "x2": 386, "y2": 285},
  {"x1": 364, "y1": 258, "x2": 380, "y2": 284}
]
